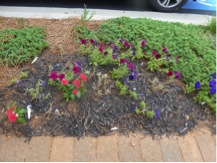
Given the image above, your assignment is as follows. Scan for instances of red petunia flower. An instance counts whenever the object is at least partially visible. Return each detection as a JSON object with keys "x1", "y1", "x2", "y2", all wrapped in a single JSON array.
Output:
[
  {"x1": 128, "y1": 63, "x2": 134, "y2": 70},
  {"x1": 72, "y1": 79, "x2": 81, "y2": 89},
  {"x1": 99, "y1": 43, "x2": 104, "y2": 53},
  {"x1": 72, "y1": 89, "x2": 78, "y2": 95},
  {"x1": 6, "y1": 109, "x2": 18, "y2": 123},
  {"x1": 141, "y1": 40, "x2": 146, "y2": 48},
  {"x1": 79, "y1": 73, "x2": 87, "y2": 83},
  {"x1": 81, "y1": 39, "x2": 87, "y2": 45},
  {"x1": 61, "y1": 79, "x2": 69, "y2": 85}
]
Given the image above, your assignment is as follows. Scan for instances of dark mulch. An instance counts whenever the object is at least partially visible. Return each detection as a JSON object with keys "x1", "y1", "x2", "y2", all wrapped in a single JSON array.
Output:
[{"x1": 0, "y1": 52, "x2": 215, "y2": 138}]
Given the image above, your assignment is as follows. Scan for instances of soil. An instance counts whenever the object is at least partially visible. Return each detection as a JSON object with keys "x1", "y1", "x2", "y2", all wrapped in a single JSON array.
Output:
[{"x1": 0, "y1": 52, "x2": 215, "y2": 138}]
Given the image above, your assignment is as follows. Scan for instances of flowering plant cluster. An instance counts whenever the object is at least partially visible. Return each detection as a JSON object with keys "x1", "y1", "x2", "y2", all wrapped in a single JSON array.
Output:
[
  {"x1": 48, "y1": 62, "x2": 88, "y2": 102},
  {"x1": 6, "y1": 103, "x2": 27, "y2": 123}
]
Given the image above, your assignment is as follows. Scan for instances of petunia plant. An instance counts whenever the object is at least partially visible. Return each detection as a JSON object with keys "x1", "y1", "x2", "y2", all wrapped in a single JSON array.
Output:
[
  {"x1": 6, "y1": 103, "x2": 27, "y2": 123},
  {"x1": 48, "y1": 62, "x2": 88, "y2": 102}
]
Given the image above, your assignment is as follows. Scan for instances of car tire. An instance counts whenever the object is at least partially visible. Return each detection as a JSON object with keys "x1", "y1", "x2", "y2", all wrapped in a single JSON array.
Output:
[{"x1": 150, "y1": 0, "x2": 188, "y2": 12}]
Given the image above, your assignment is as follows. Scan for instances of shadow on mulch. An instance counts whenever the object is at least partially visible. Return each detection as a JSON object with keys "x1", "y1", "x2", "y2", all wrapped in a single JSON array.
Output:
[{"x1": 0, "y1": 52, "x2": 215, "y2": 139}]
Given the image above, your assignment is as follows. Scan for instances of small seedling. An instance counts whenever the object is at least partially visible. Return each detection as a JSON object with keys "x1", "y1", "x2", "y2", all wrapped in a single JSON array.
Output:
[
  {"x1": 146, "y1": 111, "x2": 155, "y2": 118},
  {"x1": 27, "y1": 80, "x2": 43, "y2": 101},
  {"x1": 81, "y1": 4, "x2": 96, "y2": 24}
]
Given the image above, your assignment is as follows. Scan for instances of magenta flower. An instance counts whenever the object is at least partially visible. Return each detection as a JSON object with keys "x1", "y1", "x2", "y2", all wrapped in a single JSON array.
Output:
[
  {"x1": 128, "y1": 63, "x2": 134, "y2": 70},
  {"x1": 155, "y1": 54, "x2": 161, "y2": 60},
  {"x1": 162, "y1": 46, "x2": 168, "y2": 53},
  {"x1": 59, "y1": 73, "x2": 65, "y2": 81},
  {"x1": 124, "y1": 41, "x2": 131, "y2": 47},
  {"x1": 119, "y1": 37, "x2": 123, "y2": 43},
  {"x1": 141, "y1": 40, "x2": 146, "y2": 48},
  {"x1": 120, "y1": 58, "x2": 125, "y2": 64},
  {"x1": 81, "y1": 39, "x2": 87, "y2": 45},
  {"x1": 167, "y1": 71, "x2": 173, "y2": 77},
  {"x1": 99, "y1": 43, "x2": 104, "y2": 53},
  {"x1": 151, "y1": 50, "x2": 157, "y2": 56},
  {"x1": 112, "y1": 54, "x2": 118, "y2": 60},
  {"x1": 49, "y1": 72, "x2": 58, "y2": 81},
  {"x1": 175, "y1": 71, "x2": 182, "y2": 79},
  {"x1": 90, "y1": 39, "x2": 95, "y2": 44},
  {"x1": 72, "y1": 66, "x2": 80, "y2": 74}
]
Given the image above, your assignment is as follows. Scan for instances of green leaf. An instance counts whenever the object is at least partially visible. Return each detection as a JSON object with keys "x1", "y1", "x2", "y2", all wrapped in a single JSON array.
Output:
[
  {"x1": 71, "y1": 94, "x2": 75, "y2": 100},
  {"x1": 16, "y1": 117, "x2": 26, "y2": 123},
  {"x1": 77, "y1": 91, "x2": 81, "y2": 98},
  {"x1": 17, "y1": 108, "x2": 27, "y2": 114}
]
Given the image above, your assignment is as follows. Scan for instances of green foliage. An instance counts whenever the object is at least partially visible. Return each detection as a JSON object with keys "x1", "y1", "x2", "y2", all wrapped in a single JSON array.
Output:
[
  {"x1": 75, "y1": 16, "x2": 216, "y2": 113},
  {"x1": 0, "y1": 27, "x2": 48, "y2": 65},
  {"x1": 207, "y1": 17, "x2": 216, "y2": 34},
  {"x1": 111, "y1": 65, "x2": 129, "y2": 79},
  {"x1": 27, "y1": 80, "x2": 43, "y2": 101},
  {"x1": 140, "y1": 101, "x2": 146, "y2": 109},
  {"x1": 81, "y1": 4, "x2": 96, "y2": 24},
  {"x1": 16, "y1": 18, "x2": 25, "y2": 29},
  {"x1": 11, "y1": 71, "x2": 28, "y2": 84},
  {"x1": 115, "y1": 80, "x2": 128, "y2": 95},
  {"x1": 135, "y1": 107, "x2": 142, "y2": 115},
  {"x1": 129, "y1": 90, "x2": 138, "y2": 100},
  {"x1": 146, "y1": 111, "x2": 155, "y2": 118}
]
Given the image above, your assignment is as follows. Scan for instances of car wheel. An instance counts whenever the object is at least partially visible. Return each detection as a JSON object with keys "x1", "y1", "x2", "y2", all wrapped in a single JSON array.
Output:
[{"x1": 150, "y1": 0, "x2": 188, "y2": 12}]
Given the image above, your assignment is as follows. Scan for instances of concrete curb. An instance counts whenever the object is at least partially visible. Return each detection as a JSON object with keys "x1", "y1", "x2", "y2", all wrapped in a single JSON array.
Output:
[{"x1": 0, "y1": 6, "x2": 214, "y2": 25}]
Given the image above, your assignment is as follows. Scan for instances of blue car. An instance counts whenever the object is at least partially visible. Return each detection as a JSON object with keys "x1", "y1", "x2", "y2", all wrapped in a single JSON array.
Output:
[{"x1": 150, "y1": 0, "x2": 190, "y2": 12}]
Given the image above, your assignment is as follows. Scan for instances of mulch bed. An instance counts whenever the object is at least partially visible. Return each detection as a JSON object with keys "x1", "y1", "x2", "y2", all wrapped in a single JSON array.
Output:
[{"x1": 0, "y1": 52, "x2": 215, "y2": 138}]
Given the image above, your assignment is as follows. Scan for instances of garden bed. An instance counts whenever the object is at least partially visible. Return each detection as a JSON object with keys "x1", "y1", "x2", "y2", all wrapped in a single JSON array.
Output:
[
  {"x1": 0, "y1": 52, "x2": 215, "y2": 138},
  {"x1": 0, "y1": 16, "x2": 216, "y2": 139}
]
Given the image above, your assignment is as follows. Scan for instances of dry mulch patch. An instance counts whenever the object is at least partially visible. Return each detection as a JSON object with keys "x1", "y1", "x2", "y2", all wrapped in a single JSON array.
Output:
[{"x1": 0, "y1": 17, "x2": 215, "y2": 139}]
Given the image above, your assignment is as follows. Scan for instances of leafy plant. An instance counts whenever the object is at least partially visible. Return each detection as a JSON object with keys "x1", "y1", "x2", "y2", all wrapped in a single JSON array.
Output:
[
  {"x1": 48, "y1": 63, "x2": 88, "y2": 102},
  {"x1": 146, "y1": 111, "x2": 155, "y2": 118},
  {"x1": 111, "y1": 65, "x2": 129, "y2": 79},
  {"x1": 27, "y1": 80, "x2": 43, "y2": 101},
  {"x1": 207, "y1": 17, "x2": 216, "y2": 34},
  {"x1": 0, "y1": 27, "x2": 48, "y2": 65},
  {"x1": 6, "y1": 102, "x2": 27, "y2": 123},
  {"x1": 11, "y1": 71, "x2": 28, "y2": 84},
  {"x1": 129, "y1": 90, "x2": 138, "y2": 100},
  {"x1": 81, "y1": 4, "x2": 96, "y2": 24},
  {"x1": 115, "y1": 80, "x2": 128, "y2": 95}
]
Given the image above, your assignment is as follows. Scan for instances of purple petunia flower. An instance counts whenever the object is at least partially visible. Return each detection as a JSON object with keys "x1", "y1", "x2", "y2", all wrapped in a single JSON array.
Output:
[
  {"x1": 49, "y1": 72, "x2": 58, "y2": 81},
  {"x1": 132, "y1": 71, "x2": 138, "y2": 79},
  {"x1": 129, "y1": 75, "x2": 134, "y2": 81},
  {"x1": 72, "y1": 66, "x2": 80, "y2": 74},
  {"x1": 124, "y1": 79, "x2": 131, "y2": 86},
  {"x1": 175, "y1": 71, "x2": 182, "y2": 79},
  {"x1": 162, "y1": 46, "x2": 168, "y2": 53},
  {"x1": 132, "y1": 51, "x2": 136, "y2": 56},
  {"x1": 210, "y1": 87, "x2": 216, "y2": 94},
  {"x1": 210, "y1": 74, "x2": 216, "y2": 79},
  {"x1": 130, "y1": 105, "x2": 136, "y2": 111},
  {"x1": 81, "y1": 39, "x2": 87, "y2": 45},
  {"x1": 113, "y1": 45, "x2": 118, "y2": 53},
  {"x1": 59, "y1": 73, "x2": 65, "y2": 81},
  {"x1": 209, "y1": 80, "x2": 216, "y2": 87},
  {"x1": 41, "y1": 81, "x2": 46, "y2": 87},
  {"x1": 195, "y1": 81, "x2": 201, "y2": 89},
  {"x1": 141, "y1": 40, "x2": 146, "y2": 48},
  {"x1": 155, "y1": 110, "x2": 160, "y2": 120},
  {"x1": 16, "y1": 80, "x2": 22, "y2": 85},
  {"x1": 76, "y1": 61, "x2": 82, "y2": 68}
]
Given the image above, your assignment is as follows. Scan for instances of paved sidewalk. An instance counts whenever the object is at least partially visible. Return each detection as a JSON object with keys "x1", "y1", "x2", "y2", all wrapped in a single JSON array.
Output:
[{"x1": 0, "y1": 127, "x2": 216, "y2": 162}]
